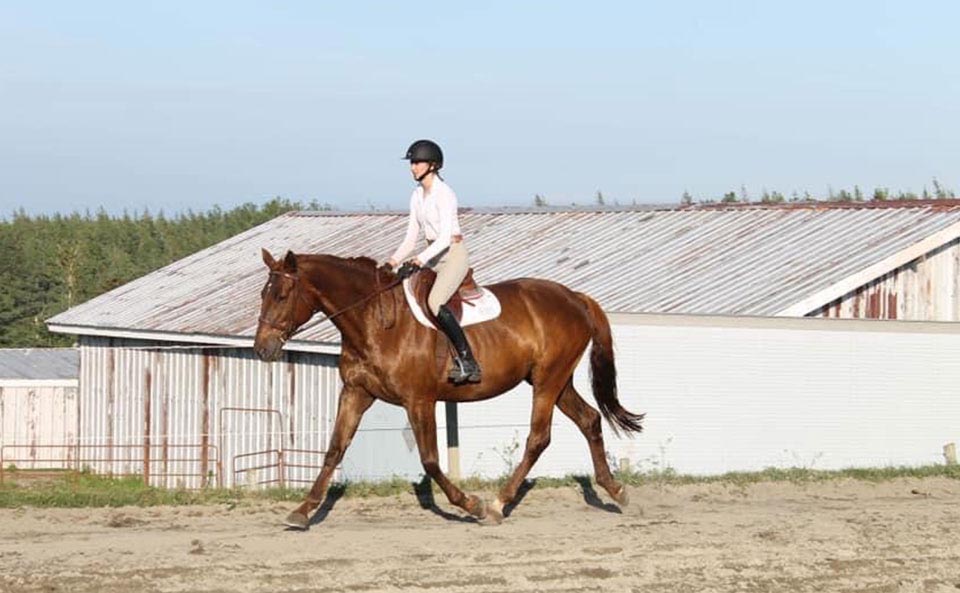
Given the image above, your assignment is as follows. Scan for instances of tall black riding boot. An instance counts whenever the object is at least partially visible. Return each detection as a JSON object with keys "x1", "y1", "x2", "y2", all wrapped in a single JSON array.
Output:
[{"x1": 435, "y1": 305, "x2": 482, "y2": 384}]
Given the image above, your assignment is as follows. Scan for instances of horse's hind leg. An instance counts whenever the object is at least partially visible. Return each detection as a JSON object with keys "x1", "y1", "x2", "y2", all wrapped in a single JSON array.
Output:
[{"x1": 556, "y1": 380, "x2": 628, "y2": 506}]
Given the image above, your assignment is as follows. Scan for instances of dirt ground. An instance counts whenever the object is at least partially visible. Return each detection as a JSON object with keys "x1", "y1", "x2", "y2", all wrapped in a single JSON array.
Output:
[{"x1": 2, "y1": 476, "x2": 959, "y2": 593}]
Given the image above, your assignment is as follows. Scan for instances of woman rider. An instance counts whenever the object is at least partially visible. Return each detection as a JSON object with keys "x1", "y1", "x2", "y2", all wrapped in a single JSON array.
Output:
[{"x1": 386, "y1": 139, "x2": 481, "y2": 384}]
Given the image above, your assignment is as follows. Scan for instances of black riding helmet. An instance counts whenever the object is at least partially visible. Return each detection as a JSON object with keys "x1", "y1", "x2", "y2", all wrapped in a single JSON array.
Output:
[{"x1": 404, "y1": 139, "x2": 443, "y2": 170}]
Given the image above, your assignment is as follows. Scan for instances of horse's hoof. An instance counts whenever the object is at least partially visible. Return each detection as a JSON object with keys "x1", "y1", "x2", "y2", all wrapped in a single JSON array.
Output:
[
  {"x1": 480, "y1": 499, "x2": 504, "y2": 526},
  {"x1": 284, "y1": 511, "x2": 310, "y2": 530},
  {"x1": 465, "y1": 494, "x2": 486, "y2": 519},
  {"x1": 611, "y1": 485, "x2": 630, "y2": 507}
]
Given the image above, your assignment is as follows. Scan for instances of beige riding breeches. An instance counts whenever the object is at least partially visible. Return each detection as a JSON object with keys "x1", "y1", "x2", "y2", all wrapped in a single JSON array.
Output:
[{"x1": 427, "y1": 241, "x2": 469, "y2": 315}]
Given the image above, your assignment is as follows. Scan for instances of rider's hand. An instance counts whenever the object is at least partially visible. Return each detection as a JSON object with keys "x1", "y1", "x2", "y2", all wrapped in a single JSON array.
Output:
[{"x1": 396, "y1": 260, "x2": 420, "y2": 280}]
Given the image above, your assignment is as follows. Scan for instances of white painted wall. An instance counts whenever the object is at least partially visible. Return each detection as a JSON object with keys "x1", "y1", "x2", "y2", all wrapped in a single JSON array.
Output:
[
  {"x1": 420, "y1": 316, "x2": 960, "y2": 479},
  {"x1": 0, "y1": 382, "x2": 79, "y2": 469}
]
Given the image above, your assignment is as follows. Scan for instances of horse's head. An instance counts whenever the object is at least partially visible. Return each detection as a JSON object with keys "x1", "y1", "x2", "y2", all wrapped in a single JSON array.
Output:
[{"x1": 254, "y1": 249, "x2": 316, "y2": 361}]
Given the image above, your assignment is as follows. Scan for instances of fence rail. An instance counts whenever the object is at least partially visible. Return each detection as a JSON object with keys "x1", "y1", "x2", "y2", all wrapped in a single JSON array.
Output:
[
  {"x1": 231, "y1": 448, "x2": 326, "y2": 488},
  {"x1": 0, "y1": 443, "x2": 221, "y2": 487},
  {"x1": 0, "y1": 443, "x2": 326, "y2": 489}
]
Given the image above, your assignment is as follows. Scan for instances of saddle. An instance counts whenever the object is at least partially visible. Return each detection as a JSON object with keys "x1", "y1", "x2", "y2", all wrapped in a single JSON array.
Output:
[{"x1": 411, "y1": 267, "x2": 484, "y2": 325}]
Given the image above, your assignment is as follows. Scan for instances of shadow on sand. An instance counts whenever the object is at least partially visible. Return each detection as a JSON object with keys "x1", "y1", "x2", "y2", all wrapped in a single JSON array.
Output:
[
  {"x1": 282, "y1": 483, "x2": 347, "y2": 530},
  {"x1": 287, "y1": 474, "x2": 621, "y2": 530},
  {"x1": 573, "y1": 476, "x2": 622, "y2": 514},
  {"x1": 411, "y1": 476, "x2": 478, "y2": 523}
]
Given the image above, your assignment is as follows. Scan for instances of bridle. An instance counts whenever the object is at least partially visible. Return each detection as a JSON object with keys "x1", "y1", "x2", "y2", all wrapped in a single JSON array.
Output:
[{"x1": 257, "y1": 268, "x2": 405, "y2": 341}]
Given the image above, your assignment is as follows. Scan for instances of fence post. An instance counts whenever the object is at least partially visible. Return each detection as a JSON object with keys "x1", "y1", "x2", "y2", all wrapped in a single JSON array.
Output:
[
  {"x1": 445, "y1": 402, "x2": 460, "y2": 482},
  {"x1": 945, "y1": 442, "x2": 958, "y2": 466}
]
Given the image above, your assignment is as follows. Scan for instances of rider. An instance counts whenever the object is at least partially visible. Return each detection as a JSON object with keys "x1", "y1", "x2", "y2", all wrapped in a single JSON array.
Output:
[{"x1": 386, "y1": 139, "x2": 482, "y2": 384}]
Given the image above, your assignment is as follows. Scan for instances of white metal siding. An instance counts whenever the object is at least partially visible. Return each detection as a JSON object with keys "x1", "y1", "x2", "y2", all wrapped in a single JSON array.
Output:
[
  {"x1": 440, "y1": 317, "x2": 960, "y2": 479},
  {"x1": 78, "y1": 337, "x2": 340, "y2": 488},
  {"x1": 606, "y1": 319, "x2": 960, "y2": 474},
  {"x1": 72, "y1": 317, "x2": 960, "y2": 485},
  {"x1": 0, "y1": 384, "x2": 79, "y2": 469},
  {"x1": 340, "y1": 400, "x2": 425, "y2": 481}
]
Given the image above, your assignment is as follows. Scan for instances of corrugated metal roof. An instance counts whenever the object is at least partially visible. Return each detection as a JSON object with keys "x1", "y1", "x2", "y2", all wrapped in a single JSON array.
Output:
[
  {"x1": 47, "y1": 202, "x2": 960, "y2": 344},
  {"x1": 0, "y1": 348, "x2": 79, "y2": 380}
]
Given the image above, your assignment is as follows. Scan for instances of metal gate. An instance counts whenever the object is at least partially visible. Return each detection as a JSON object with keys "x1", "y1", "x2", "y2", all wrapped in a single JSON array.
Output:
[
  {"x1": 220, "y1": 407, "x2": 283, "y2": 487},
  {"x1": 219, "y1": 407, "x2": 324, "y2": 488}
]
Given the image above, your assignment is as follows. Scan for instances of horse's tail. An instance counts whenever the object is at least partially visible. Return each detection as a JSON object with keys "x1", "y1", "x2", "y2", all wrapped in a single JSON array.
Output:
[{"x1": 577, "y1": 292, "x2": 645, "y2": 437}]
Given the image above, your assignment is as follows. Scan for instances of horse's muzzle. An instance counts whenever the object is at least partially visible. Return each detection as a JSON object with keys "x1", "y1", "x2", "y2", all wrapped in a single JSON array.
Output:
[{"x1": 253, "y1": 334, "x2": 285, "y2": 362}]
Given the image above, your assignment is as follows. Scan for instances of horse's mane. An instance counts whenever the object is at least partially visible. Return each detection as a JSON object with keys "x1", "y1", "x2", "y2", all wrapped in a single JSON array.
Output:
[
  {"x1": 297, "y1": 253, "x2": 379, "y2": 275},
  {"x1": 341, "y1": 256, "x2": 379, "y2": 271}
]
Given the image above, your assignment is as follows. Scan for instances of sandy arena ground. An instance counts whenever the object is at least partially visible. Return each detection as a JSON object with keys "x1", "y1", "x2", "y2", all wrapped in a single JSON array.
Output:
[{"x1": 2, "y1": 477, "x2": 959, "y2": 593}]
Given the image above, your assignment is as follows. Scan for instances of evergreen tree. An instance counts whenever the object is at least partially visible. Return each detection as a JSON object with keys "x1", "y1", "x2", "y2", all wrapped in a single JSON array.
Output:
[{"x1": 0, "y1": 199, "x2": 320, "y2": 347}]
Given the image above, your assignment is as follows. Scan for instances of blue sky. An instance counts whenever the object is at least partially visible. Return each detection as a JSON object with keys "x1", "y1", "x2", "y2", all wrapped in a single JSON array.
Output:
[{"x1": 1, "y1": 1, "x2": 958, "y2": 216}]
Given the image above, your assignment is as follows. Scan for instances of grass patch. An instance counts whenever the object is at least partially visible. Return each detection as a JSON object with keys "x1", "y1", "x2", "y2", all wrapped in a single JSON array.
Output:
[
  {"x1": 1, "y1": 464, "x2": 958, "y2": 509},
  {"x1": 613, "y1": 463, "x2": 960, "y2": 487}
]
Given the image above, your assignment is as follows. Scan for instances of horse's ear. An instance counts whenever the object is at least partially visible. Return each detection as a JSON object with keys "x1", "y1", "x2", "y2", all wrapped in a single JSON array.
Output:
[
  {"x1": 283, "y1": 250, "x2": 298, "y2": 272},
  {"x1": 262, "y1": 248, "x2": 278, "y2": 269}
]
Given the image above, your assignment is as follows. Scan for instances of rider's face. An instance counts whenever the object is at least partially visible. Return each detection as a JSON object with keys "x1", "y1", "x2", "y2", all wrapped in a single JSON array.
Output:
[{"x1": 410, "y1": 161, "x2": 431, "y2": 180}]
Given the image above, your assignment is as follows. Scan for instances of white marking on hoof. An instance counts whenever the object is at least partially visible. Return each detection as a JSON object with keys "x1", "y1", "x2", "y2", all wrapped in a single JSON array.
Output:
[
  {"x1": 613, "y1": 485, "x2": 630, "y2": 507},
  {"x1": 480, "y1": 498, "x2": 504, "y2": 525}
]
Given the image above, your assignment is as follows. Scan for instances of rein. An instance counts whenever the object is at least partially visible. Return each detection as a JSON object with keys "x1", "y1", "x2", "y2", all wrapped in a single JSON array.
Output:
[{"x1": 259, "y1": 269, "x2": 404, "y2": 338}]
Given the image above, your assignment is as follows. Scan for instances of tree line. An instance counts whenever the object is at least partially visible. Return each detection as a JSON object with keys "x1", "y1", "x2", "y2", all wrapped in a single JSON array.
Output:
[
  {"x1": 0, "y1": 198, "x2": 328, "y2": 348},
  {"x1": 684, "y1": 178, "x2": 957, "y2": 206},
  {"x1": 532, "y1": 179, "x2": 957, "y2": 207}
]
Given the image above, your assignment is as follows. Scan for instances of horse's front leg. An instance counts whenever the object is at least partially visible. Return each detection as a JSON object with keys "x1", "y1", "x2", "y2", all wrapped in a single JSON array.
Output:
[
  {"x1": 285, "y1": 386, "x2": 375, "y2": 529},
  {"x1": 406, "y1": 400, "x2": 494, "y2": 522}
]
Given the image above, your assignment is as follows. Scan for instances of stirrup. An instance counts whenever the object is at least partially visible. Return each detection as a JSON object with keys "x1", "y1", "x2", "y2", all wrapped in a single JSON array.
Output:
[{"x1": 448, "y1": 357, "x2": 482, "y2": 384}]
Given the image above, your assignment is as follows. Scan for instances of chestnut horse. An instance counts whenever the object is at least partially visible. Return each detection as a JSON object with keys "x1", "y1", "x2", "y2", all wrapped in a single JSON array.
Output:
[{"x1": 254, "y1": 249, "x2": 643, "y2": 528}]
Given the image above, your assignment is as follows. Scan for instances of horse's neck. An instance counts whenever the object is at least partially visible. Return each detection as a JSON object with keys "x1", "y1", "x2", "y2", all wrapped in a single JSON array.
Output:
[{"x1": 301, "y1": 256, "x2": 376, "y2": 343}]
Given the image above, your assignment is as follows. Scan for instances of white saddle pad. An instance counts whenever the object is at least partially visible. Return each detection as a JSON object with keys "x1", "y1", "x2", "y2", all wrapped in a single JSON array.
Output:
[{"x1": 402, "y1": 279, "x2": 502, "y2": 329}]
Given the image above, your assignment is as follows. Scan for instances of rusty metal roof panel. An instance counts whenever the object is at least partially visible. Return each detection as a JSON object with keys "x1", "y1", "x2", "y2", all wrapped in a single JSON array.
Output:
[{"x1": 47, "y1": 203, "x2": 960, "y2": 344}]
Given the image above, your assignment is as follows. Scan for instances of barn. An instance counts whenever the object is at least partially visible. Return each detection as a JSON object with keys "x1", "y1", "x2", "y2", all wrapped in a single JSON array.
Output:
[
  {"x1": 0, "y1": 348, "x2": 79, "y2": 474},
  {"x1": 45, "y1": 201, "x2": 960, "y2": 487}
]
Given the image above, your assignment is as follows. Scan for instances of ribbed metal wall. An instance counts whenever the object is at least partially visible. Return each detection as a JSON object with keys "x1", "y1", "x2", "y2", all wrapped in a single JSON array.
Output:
[
  {"x1": 78, "y1": 337, "x2": 340, "y2": 488},
  {"x1": 816, "y1": 238, "x2": 960, "y2": 320},
  {"x1": 0, "y1": 384, "x2": 79, "y2": 469}
]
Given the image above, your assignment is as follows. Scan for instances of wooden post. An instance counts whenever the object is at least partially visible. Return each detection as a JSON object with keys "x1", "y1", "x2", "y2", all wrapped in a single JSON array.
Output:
[
  {"x1": 944, "y1": 442, "x2": 957, "y2": 466},
  {"x1": 445, "y1": 402, "x2": 460, "y2": 481}
]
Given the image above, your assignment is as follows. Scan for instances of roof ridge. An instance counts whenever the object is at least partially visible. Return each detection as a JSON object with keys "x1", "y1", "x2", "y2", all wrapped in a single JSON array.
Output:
[{"x1": 288, "y1": 200, "x2": 960, "y2": 217}]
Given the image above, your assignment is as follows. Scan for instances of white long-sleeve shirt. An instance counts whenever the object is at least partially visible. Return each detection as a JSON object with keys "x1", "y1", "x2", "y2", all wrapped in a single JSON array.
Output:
[{"x1": 390, "y1": 178, "x2": 463, "y2": 265}]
